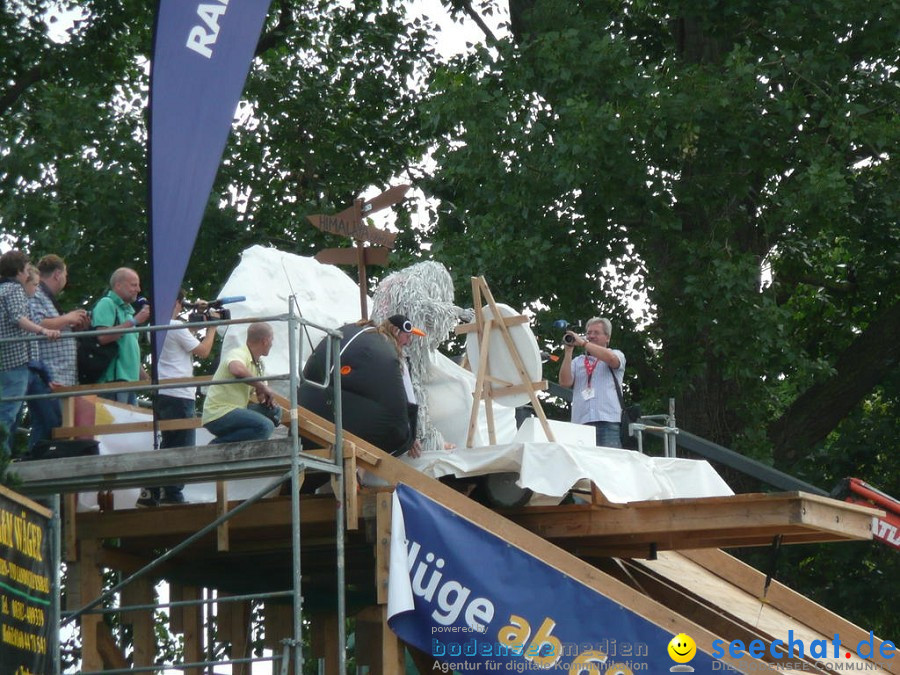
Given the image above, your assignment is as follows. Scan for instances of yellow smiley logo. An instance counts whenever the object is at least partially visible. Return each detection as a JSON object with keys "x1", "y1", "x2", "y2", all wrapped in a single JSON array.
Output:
[{"x1": 667, "y1": 633, "x2": 697, "y2": 663}]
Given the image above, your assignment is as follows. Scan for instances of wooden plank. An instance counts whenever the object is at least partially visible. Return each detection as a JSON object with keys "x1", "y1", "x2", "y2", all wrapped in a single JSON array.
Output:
[
  {"x1": 230, "y1": 600, "x2": 251, "y2": 675},
  {"x1": 53, "y1": 416, "x2": 202, "y2": 439},
  {"x1": 505, "y1": 493, "x2": 877, "y2": 545},
  {"x1": 13, "y1": 438, "x2": 297, "y2": 492},
  {"x1": 217, "y1": 593, "x2": 235, "y2": 643},
  {"x1": 169, "y1": 582, "x2": 185, "y2": 634},
  {"x1": 53, "y1": 375, "x2": 212, "y2": 396},
  {"x1": 455, "y1": 314, "x2": 529, "y2": 334},
  {"x1": 375, "y1": 492, "x2": 392, "y2": 605},
  {"x1": 355, "y1": 605, "x2": 405, "y2": 675},
  {"x1": 264, "y1": 602, "x2": 292, "y2": 650},
  {"x1": 76, "y1": 538, "x2": 103, "y2": 672},
  {"x1": 634, "y1": 552, "x2": 883, "y2": 674},
  {"x1": 344, "y1": 451, "x2": 358, "y2": 531},
  {"x1": 182, "y1": 585, "x2": 204, "y2": 675},
  {"x1": 317, "y1": 246, "x2": 389, "y2": 267},
  {"x1": 76, "y1": 494, "x2": 365, "y2": 540},
  {"x1": 605, "y1": 557, "x2": 830, "y2": 674},
  {"x1": 124, "y1": 577, "x2": 155, "y2": 667},
  {"x1": 64, "y1": 493, "x2": 78, "y2": 562},
  {"x1": 681, "y1": 550, "x2": 900, "y2": 675},
  {"x1": 96, "y1": 621, "x2": 129, "y2": 671},
  {"x1": 310, "y1": 612, "x2": 340, "y2": 675},
  {"x1": 216, "y1": 481, "x2": 229, "y2": 552}
]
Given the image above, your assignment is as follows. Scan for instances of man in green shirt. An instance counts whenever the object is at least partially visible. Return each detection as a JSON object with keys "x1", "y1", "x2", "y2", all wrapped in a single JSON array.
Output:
[
  {"x1": 202, "y1": 322, "x2": 279, "y2": 444},
  {"x1": 92, "y1": 267, "x2": 151, "y2": 405}
]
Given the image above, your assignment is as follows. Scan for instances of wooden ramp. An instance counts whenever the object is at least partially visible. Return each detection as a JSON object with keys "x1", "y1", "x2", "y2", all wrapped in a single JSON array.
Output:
[
  {"x1": 613, "y1": 550, "x2": 900, "y2": 674},
  {"x1": 10, "y1": 407, "x2": 891, "y2": 674}
]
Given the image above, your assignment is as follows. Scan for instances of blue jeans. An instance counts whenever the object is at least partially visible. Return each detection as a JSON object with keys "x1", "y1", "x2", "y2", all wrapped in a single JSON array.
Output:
[
  {"x1": 157, "y1": 394, "x2": 196, "y2": 497},
  {"x1": 588, "y1": 421, "x2": 622, "y2": 449},
  {"x1": 204, "y1": 407, "x2": 274, "y2": 445},
  {"x1": 0, "y1": 365, "x2": 30, "y2": 457},
  {"x1": 26, "y1": 369, "x2": 62, "y2": 451},
  {"x1": 101, "y1": 390, "x2": 138, "y2": 406}
]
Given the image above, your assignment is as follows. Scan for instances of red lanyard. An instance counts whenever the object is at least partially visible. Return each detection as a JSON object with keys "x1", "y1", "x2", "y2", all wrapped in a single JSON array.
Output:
[{"x1": 583, "y1": 356, "x2": 599, "y2": 385}]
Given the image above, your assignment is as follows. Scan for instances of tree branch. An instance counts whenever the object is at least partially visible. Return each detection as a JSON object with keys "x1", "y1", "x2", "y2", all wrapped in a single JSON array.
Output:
[
  {"x1": 768, "y1": 299, "x2": 900, "y2": 467},
  {"x1": 460, "y1": 0, "x2": 499, "y2": 47},
  {"x1": 0, "y1": 61, "x2": 50, "y2": 116},
  {"x1": 254, "y1": 0, "x2": 294, "y2": 57}
]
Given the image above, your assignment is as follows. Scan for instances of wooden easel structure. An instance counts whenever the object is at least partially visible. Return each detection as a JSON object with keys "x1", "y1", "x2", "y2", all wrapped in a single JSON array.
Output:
[{"x1": 456, "y1": 276, "x2": 556, "y2": 447}]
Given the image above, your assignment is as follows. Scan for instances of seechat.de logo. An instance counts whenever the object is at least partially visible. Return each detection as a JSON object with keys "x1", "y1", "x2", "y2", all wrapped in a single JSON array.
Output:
[{"x1": 668, "y1": 633, "x2": 697, "y2": 672}]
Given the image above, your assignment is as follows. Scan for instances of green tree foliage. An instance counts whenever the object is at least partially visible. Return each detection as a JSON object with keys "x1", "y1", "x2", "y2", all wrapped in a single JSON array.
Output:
[
  {"x1": 421, "y1": 0, "x2": 898, "y2": 461},
  {"x1": 419, "y1": 0, "x2": 898, "y2": 634},
  {"x1": 0, "y1": 0, "x2": 437, "y2": 304},
  {"x1": 2, "y1": 0, "x2": 897, "y2": 644}
]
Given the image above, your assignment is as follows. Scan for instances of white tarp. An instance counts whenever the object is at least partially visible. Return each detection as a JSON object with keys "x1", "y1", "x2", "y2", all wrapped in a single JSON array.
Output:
[{"x1": 402, "y1": 440, "x2": 733, "y2": 503}]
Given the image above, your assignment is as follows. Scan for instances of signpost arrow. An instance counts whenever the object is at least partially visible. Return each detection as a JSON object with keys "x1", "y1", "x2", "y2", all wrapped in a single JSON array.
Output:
[{"x1": 306, "y1": 185, "x2": 410, "y2": 318}]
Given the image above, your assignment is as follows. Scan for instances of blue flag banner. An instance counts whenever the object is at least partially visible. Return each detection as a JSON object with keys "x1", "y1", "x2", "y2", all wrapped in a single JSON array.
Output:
[
  {"x1": 387, "y1": 484, "x2": 732, "y2": 674},
  {"x1": 149, "y1": 0, "x2": 272, "y2": 358}
]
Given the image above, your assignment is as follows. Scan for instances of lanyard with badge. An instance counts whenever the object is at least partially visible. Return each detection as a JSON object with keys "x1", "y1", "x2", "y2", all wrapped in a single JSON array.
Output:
[{"x1": 582, "y1": 356, "x2": 599, "y2": 401}]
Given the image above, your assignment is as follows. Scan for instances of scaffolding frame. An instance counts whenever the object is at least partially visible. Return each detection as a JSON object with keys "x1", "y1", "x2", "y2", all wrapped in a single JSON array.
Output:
[{"x1": 2, "y1": 299, "x2": 348, "y2": 674}]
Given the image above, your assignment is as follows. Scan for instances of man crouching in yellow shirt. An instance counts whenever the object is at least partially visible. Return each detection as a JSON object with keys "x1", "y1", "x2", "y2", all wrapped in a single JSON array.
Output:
[{"x1": 202, "y1": 322, "x2": 280, "y2": 444}]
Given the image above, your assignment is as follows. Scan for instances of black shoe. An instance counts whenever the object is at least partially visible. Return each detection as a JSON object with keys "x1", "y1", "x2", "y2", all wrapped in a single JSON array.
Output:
[
  {"x1": 159, "y1": 490, "x2": 187, "y2": 505},
  {"x1": 136, "y1": 489, "x2": 159, "y2": 508}
]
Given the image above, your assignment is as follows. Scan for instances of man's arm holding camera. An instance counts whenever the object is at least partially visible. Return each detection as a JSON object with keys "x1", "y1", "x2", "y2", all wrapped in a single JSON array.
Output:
[
  {"x1": 189, "y1": 302, "x2": 218, "y2": 359},
  {"x1": 191, "y1": 326, "x2": 217, "y2": 359},
  {"x1": 559, "y1": 342, "x2": 575, "y2": 388},
  {"x1": 566, "y1": 330, "x2": 621, "y2": 368}
]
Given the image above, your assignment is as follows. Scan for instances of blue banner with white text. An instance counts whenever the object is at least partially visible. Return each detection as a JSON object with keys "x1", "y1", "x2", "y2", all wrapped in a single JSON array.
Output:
[
  {"x1": 387, "y1": 484, "x2": 733, "y2": 674},
  {"x1": 148, "y1": 0, "x2": 271, "y2": 359}
]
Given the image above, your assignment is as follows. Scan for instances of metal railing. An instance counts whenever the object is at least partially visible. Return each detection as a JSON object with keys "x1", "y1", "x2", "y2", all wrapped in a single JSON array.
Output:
[{"x1": 2, "y1": 299, "x2": 349, "y2": 673}]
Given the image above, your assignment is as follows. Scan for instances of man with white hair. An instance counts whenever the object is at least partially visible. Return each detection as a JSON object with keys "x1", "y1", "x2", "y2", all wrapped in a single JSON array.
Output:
[{"x1": 559, "y1": 317, "x2": 626, "y2": 448}]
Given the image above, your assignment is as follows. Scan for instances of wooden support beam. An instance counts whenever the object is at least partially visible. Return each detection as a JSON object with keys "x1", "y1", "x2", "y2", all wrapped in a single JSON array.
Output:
[
  {"x1": 64, "y1": 493, "x2": 78, "y2": 561},
  {"x1": 310, "y1": 612, "x2": 340, "y2": 675},
  {"x1": 181, "y1": 585, "x2": 205, "y2": 675},
  {"x1": 96, "y1": 621, "x2": 129, "y2": 671},
  {"x1": 264, "y1": 602, "x2": 293, "y2": 650},
  {"x1": 53, "y1": 416, "x2": 203, "y2": 439},
  {"x1": 122, "y1": 576, "x2": 155, "y2": 668},
  {"x1": 74, "y1": 538, "x2": 103, "y2": 672},
  {"x1": 229, "y1": 600, "x2": 252, "y2": 675},
  {"x1": 343, "y1": 442, "x2": 358, "y2": 531},
  {"x1": 216, "y1": 481, "x2": 230, "y2": 552},
  {"x1": 679, "y1": 550, "x2": 899, "y2": 675},
  {"x1": 505, "y1": 493, "x2": 877, "y2": 549},
  {"x1": 375, "y1": 491, "x2": 392, "y2": 605},
  {"x1": 356, "y1": 605, "x2": 405, "y2": 675}
]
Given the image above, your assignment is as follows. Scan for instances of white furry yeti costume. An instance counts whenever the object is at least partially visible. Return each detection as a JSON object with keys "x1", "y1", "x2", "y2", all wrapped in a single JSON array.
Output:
[{"x1": 371, "y1": 261, "x2": 472, "y2": 454}]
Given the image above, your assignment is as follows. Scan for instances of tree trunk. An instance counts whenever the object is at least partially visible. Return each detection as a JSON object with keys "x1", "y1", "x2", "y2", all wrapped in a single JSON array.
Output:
[{"x1": 768, "y1": 299, "x2": 900, "y2": 468}]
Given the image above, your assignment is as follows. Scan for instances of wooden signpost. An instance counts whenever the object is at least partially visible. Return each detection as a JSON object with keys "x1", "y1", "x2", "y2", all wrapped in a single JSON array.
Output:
[{"x1": 307, "y1": 185, "x2": 410, "y2": 319}]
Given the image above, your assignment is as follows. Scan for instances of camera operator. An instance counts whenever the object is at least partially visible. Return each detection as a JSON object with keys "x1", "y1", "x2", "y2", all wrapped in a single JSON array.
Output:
[
  {"x1": 137, "y1": 290, "x2": 217, "y2": 507},
  {"x1": 558, "y1": 317, "x2": 626, "y2": 448}
]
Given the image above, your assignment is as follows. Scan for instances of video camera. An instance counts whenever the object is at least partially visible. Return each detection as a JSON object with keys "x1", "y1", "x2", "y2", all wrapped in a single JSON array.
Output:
[
  {"x1": 553, "y1": 319, "x2": 583, "y2": 345},
  {"x1": 185, "y1": 295, "x2": 245, "y2": 323}
]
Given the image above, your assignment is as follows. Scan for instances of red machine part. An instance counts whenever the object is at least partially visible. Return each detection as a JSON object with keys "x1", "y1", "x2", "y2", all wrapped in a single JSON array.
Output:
[{"x1": 834, "y1": 478, "x2": 900, "y2": 551}]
